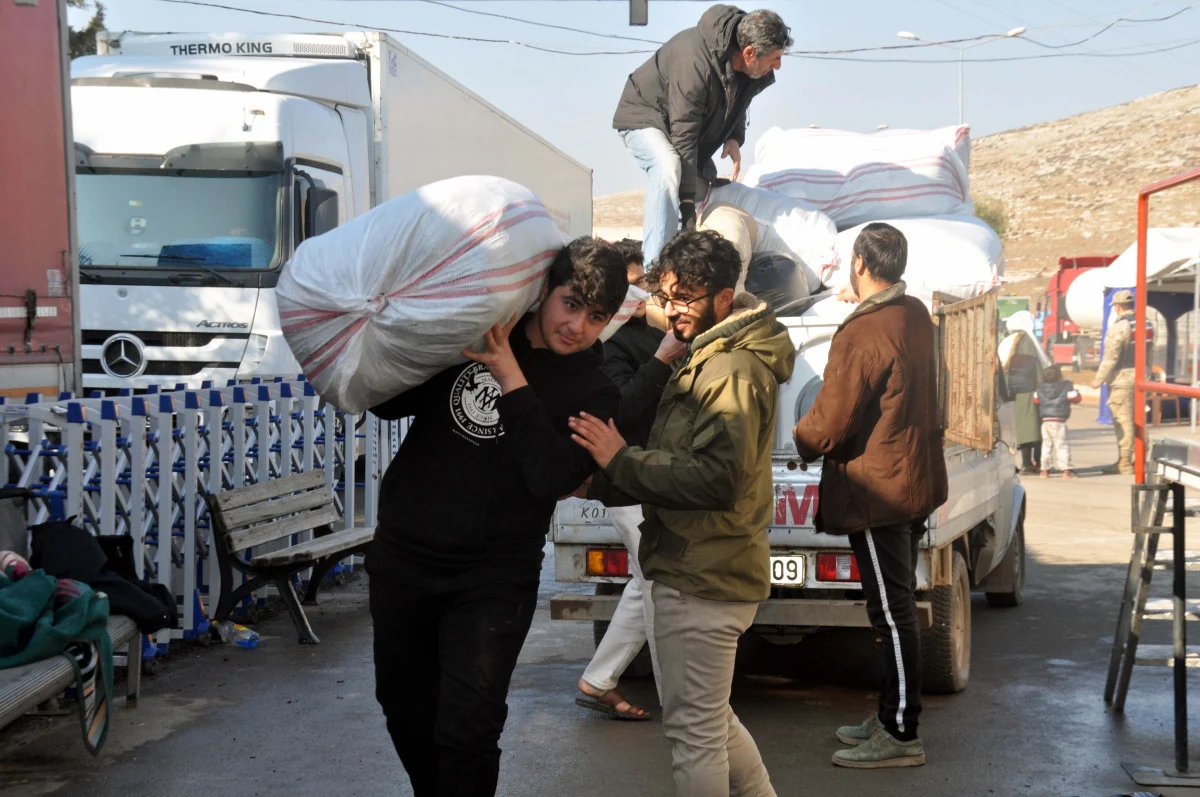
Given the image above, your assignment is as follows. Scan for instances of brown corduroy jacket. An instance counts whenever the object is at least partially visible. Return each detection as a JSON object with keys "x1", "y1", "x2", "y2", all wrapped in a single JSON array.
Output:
[{"x1": 792, "y1": 282, "x2": 949, "y2": 534}]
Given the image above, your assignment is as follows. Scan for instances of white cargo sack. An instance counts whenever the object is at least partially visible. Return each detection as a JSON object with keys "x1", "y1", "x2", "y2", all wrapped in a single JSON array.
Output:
[
  {"x1": 276, "y1": 175, "x2": 567, "y2": 413},
  {"x1": 702, "y1": 182, "x2": 838, "y2": 293},
  {"x1": 829, "y1": 215, "x2": 1003, "y2": 306},
  {"x1": 745, "y1": 126, "x2": 973, "y2": 229}
]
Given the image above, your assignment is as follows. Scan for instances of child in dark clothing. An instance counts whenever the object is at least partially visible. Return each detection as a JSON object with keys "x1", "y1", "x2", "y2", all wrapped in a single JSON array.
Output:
[{"x1": 1034, "y1": 365, "x2": 1082, "y2": 478}]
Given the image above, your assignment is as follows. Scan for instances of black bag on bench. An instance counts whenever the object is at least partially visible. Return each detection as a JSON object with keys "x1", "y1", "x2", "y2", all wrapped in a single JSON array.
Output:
[{"x1": 30, "y1": 521, "x2": 178, "y2": 634}]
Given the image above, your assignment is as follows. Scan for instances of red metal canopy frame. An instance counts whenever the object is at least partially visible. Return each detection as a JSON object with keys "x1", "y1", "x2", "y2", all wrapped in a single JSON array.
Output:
[{"x1": 1133, "y1": 168, "x2": 1200, "y2": 484}]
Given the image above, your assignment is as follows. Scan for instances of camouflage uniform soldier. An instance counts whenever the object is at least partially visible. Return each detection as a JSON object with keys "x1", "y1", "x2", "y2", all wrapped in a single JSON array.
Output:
[{"x1": 1091, "y1": 289, "x2": 1137, "y2": 475}]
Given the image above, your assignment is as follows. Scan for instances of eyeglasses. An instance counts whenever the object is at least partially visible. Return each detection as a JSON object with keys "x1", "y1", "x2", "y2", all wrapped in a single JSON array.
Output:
[{"x1": 651, "y1": 291, "x2": 718, "y2": 313}]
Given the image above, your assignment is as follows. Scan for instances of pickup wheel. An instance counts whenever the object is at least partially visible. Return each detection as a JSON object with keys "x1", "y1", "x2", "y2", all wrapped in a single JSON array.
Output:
[
  {"x1": 985, "y1": 501, "x2": 1026, "y2": 608},
  {"x1": 592, "y1": 583, "x2": 654, "y2": 679},
  {"x1": 922, "y1": 550, "x2": 971, "y2": 694}
]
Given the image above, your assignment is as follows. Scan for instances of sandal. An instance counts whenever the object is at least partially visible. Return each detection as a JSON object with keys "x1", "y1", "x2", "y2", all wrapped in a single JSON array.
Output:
[{"x1": 575, "y1": 685, "x2": 651, "y2": 721}]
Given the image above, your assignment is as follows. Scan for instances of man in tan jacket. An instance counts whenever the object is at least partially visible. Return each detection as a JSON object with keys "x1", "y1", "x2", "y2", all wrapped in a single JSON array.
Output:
[
  {"x1": 570, "y1": 229, "x2": 794, "y2": 796},
  {"x1": 793, "y1": 223, "x2": 948, "y2": 769}
]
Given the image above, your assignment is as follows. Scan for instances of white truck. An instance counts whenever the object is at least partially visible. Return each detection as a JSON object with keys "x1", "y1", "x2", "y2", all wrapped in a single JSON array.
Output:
[
  {"x1": 550, "y1": 289, "x2": 1026, "y2": 693},
  {"x1": 70, "y1": 31, "x2": 593, "y2": 392}
]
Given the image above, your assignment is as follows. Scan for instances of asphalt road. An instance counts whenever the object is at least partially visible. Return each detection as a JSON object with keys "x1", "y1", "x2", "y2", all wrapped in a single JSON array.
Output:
[{"x1": 2, "y1": 409, "x2": 1197, "y2": 797}]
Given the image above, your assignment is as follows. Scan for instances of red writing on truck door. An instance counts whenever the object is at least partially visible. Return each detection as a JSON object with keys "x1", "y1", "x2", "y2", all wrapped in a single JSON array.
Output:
[{"x1": 774, "y1": 484, "x2": 819, "y2": 527}]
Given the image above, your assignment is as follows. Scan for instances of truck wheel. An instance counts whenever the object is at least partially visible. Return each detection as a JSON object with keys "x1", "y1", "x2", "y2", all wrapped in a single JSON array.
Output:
[
  {"x1": 986, "y1": 501, "x2": 1026, "y2": 608},
  {"x1": 922, "y1": 550, "x2": 971, "y2": 694},
  {"x1": 591, "y1": 583, "x2": 654, "y2": 679}
]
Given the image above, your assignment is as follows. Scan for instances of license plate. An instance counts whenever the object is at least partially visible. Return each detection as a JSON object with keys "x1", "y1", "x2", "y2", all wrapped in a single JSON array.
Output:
[{"x1": 770, "y1": 555, "x2": 805, "y2": 585}]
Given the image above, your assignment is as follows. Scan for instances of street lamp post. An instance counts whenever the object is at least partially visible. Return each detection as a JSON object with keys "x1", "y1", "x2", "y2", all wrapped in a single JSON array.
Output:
[{"x1": 897, "y1": 27, "x2": 1025, "y2": 125}]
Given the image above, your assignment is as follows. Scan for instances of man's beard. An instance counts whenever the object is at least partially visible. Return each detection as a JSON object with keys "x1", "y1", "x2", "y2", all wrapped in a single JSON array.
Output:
[
  {"x1": 676, "y1": 300, "x2": 719, "y2": 341},
  {"x1": 848, "y1": 262, "x2": 859, "y2": 299}
]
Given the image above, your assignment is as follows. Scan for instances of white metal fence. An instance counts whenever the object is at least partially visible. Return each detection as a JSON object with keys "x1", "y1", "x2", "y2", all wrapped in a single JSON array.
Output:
[{"x1": 0, "y1": 376, "x2": 399, "y2": 649}]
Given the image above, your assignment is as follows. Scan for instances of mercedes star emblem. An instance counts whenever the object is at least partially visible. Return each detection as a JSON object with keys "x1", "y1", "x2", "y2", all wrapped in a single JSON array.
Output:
[{"x1": 100, "y1": 333, "x2": 147, "y2": 379}]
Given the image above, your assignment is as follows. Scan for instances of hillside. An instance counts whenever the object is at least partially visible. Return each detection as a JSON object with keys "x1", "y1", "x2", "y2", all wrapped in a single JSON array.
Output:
[{"x1": 596, "y1": 84, "x2": 1200, "y2": 279}]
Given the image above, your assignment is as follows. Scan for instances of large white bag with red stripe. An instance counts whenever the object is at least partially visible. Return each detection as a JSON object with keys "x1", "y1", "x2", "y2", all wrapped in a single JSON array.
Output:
[
  {"x1": 701, "y1": 181, "x2": 838, "y2": 293},
  {"x1": 745, "y1": 125, "x2": 973, "y2": 229},
  {"x1": 828, "y1": 215, "x2": 1003, "y2": 306},
  {"x1": 276, "y1": 175, "x2": 567, "y2": 413}
]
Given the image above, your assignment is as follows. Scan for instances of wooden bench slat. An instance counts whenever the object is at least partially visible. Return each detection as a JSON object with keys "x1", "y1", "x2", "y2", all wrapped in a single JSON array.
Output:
[
  {"x1": 215, "y1": 470, "x2": 325, "y2": 512},
  {"x1": 250, "y1": 526, "x2": 375, "y2": 568},
  {"x1": 221, "y1": 487, "x2": 332, "y2": 531},
  {"x1": 228, "y1": 505, "x2": 342, "y2": 554}
]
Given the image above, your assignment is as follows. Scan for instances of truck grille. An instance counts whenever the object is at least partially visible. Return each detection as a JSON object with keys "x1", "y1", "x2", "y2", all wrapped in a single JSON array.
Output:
[
  {"x1": 82, "y1": 331, "x2": 248, "y2": 347},
  {"x1": 82, "y1": 359, "x2": 241, "y2": 377},
  {"x1": 293, "y1": 41, "x2": 351, "y2": 56}
]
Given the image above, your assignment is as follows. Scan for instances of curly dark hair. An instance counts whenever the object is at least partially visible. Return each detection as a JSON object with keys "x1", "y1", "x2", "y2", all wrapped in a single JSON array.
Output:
[
  {"x1": 612, "y1": 238, "x2": 644, "y2": 268},
  {"x1": 545, "y1": 236, "x2": 628, "y2": 317},
  {"x1": 648, "y1": 230, "x2": 741, "y2": 294}
]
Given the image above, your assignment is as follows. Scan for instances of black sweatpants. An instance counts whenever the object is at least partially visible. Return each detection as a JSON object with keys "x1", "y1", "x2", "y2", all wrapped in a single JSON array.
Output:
[
  {"x1": 849, "y1": 522, "x2": 923, "y2": 741},
  {"x1": 369, "y1": 560, "x2": 537, "y2": 797}
]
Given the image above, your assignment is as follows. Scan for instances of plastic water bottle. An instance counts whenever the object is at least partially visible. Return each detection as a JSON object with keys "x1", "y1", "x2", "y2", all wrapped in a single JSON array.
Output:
[{"x1": 217, "y1": 620, "x2": 260, "y2": 649}]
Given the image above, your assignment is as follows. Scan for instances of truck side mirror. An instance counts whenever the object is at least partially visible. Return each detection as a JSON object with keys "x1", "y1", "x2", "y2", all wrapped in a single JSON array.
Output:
[{"x1": 304, "y1": 187, "x2": 339, "y2": 240}]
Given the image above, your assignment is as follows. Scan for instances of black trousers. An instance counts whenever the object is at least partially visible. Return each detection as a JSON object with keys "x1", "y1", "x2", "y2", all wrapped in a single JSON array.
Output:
[
  {"x1": 1019, "y1": 441, "x2": 1042, "y2": 471},
  {"x1": 849, "y1": 522, "x2": 923, "y2": 741},
  {"x1": 369, "y1": 563, "x2": 537, "y2": 797}
]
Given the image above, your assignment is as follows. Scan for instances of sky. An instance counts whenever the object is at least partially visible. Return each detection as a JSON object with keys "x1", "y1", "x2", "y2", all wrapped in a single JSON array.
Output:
[{"x1": 72, "y1": 0, "x2": 1200, "y2": 196}]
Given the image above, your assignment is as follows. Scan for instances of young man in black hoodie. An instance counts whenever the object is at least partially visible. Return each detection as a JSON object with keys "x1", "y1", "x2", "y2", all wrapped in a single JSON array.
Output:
[{"x1": 367, "y1": 237, "x2": 627, "y2": 797}]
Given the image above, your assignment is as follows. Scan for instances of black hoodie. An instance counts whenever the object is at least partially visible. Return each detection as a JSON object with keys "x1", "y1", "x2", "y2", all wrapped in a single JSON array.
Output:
[
  {"x1": 368, "y1": 315, "x2": 619, "y2": 580},
  {"x1": 612, "y1": 4, "x2": 776, "y2": 200}
]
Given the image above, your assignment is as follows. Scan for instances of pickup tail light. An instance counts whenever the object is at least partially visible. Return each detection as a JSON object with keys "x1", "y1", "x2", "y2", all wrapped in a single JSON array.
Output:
[
  {"x1": 816, "y1": 552, "x2": 860, "y2": 583},
  {"x1": 587, "y1": 548, "x2": 629, "y2": 577}
]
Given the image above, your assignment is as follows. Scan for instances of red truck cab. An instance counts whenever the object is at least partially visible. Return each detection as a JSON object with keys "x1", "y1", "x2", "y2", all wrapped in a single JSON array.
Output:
[{"x1": 1042, "y1": 255, "x2": 1118, "y2": 369}]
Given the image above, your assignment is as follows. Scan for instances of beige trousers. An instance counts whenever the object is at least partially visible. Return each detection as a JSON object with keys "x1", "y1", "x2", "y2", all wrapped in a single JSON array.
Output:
[{"x1": 653, "y1": 582, "x2": 775, "y2": 797}]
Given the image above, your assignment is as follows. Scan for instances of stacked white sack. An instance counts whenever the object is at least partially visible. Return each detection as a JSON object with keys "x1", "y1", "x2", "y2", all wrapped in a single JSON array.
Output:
[
  {"x1": 701, "y1": 182, "x2": 838, "y2": 294},
  {"x1": 276, "y1": 175, "x2": 567, "y2": 414},
  {"x1": 745, "y1": 125, "x2": 973, "y2": 229},
  {"x1": 828, "y1": 215, "x2": 1004, "y2": 306}
]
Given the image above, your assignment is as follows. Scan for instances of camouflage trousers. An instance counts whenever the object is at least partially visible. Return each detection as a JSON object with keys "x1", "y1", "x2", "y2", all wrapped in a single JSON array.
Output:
[{"x1": 1107, "y1": 386, "x2": 1135, "y2": 471}]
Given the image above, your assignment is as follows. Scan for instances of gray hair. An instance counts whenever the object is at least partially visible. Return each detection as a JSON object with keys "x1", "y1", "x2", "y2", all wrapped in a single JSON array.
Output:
[{"x1": 736, "y1": 10, "x2": 793, "y2": 56}]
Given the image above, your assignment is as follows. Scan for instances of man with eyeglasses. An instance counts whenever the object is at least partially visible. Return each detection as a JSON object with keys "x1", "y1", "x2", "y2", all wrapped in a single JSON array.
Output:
[
  {"x1": 570, "y1": 230, "x2": 794, "y2": 796},
  {"x1": 576, "y1": 239, "x2": 687, "y2": 722}
]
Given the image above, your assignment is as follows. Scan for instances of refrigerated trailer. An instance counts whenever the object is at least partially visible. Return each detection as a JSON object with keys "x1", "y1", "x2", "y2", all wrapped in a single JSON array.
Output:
[{"x1": 71, "y1": 31, "x2": 593, "y2": 391}]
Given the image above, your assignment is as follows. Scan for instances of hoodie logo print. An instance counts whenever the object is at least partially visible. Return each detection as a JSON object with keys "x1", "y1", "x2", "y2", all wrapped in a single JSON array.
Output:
[{"x1": 450, "y1": 362, "x2": 504, "y2": 440}]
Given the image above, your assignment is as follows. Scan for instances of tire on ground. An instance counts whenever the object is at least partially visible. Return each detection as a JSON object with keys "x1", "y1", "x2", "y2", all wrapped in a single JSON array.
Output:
[
  {"x1": 921, "y1": 549, "x2": 971, "y2": 694},
  {"x1": 985, "y1": 499, "x2": 1026, "y2": 608}
]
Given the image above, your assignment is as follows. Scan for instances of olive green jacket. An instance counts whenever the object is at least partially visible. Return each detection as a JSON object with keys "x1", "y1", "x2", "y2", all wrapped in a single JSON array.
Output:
[{"x1": 591, "y1": 297, "x2": 796, "y2": 602}]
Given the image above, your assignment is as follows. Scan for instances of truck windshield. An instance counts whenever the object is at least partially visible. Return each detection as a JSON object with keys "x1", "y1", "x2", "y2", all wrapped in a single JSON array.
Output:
[{"x1": 76, "y1": 172, "x2": 283, "y2": 270}]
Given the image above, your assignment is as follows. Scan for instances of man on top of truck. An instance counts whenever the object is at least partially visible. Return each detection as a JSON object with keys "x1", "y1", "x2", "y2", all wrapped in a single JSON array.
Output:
[
  {"x1": 1091, "y1": 289, "x2": 1137, "y2": 476},
  {"x1": 793, "y1": 223, "x2": 949, "y2": 769},
  {"x1": 613, "y1": 4, "x2": 791, "y2": 265},
  {"x1": 366, "y1": 237, "x2": 627, "y2": 796},
  {"x1": 575, "y1": 239, "x2": 687, "y2": 721},
  {"x1": 569, "y1": 230, "x2": 793, "y2": 795}
]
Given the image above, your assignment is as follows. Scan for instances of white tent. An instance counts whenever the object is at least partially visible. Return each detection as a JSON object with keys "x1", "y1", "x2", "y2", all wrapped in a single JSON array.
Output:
[{"x1": 1064, "y1": 228, "x2": 1200, "y2": 330}]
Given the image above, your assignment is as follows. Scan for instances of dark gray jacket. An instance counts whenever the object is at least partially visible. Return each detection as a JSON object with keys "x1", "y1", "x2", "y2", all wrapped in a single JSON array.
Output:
[
  {"x1": 612, "y1": 4, "x2": 775, "y2": 200},
  {"x1": 1035, "y1": 379, "x2": 1076, "y2": 420}
]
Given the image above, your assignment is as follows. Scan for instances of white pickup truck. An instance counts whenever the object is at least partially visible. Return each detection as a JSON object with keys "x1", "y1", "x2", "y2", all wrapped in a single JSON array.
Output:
[{"x1": 549, "y1": 289, "x2": 1025, "y2": 693}]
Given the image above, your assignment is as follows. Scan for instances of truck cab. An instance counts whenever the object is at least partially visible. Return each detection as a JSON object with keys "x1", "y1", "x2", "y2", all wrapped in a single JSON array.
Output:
[{"x1": 71, "y1": 31, "x2": 592, "y2": 393}]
